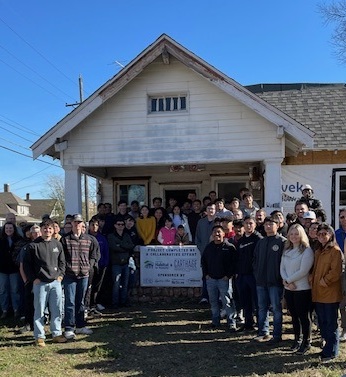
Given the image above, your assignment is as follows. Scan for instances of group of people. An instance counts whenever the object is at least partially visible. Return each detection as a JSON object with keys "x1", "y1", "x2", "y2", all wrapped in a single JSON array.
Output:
[
  {"x1": 200, "y1": 184, "x2": 344, "y2": 364},
  {"x1": 0, "y1": 184, "x2": 344, "y2": 363}
]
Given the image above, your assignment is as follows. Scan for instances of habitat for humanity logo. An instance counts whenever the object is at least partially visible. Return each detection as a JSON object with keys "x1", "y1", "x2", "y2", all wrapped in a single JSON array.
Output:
[{"x1": 144, "y1": 260, "x2": 154, "y2": 269}]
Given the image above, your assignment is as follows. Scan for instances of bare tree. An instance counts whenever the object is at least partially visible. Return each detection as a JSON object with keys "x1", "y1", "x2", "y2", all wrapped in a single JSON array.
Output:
[
  {"x1": 43, "y1": 174, "x2": 65, "y2": 216},
  {"x1": 319, "y1": 1, "x2": 346, "y2": 63}
]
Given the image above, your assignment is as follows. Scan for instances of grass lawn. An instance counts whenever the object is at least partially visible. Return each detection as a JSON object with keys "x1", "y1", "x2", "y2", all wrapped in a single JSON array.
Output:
[{"x1": 0, "y1": 302, "x2": 345, "y2": 377}]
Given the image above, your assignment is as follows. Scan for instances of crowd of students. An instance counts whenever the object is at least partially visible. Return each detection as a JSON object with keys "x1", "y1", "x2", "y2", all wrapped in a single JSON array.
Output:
[{"x1": 0, "y1": 184, "x2": 344, "y2": 363}]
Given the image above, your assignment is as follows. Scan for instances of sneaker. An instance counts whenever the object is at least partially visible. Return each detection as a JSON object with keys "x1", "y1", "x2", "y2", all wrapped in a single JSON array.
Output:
[
  {"x1": 35, "y1": 338, "x2": 46, "y2": 347},
  {"x1": 96, "y1": 304, "x2": 105, "y2": 311},
  {"x1": 64, "y1": 330, "x2": 76, "y2": 340},
  {"x1": 199, "y1": 298, "x2": 208, "y2": 304},
  {"x1": 229, "y1": 326, "x2": 237, "y2": 334},
  {"x1": 296, "y1": 342, "x2": 311, "y2": 355},
  {"x1": 320, "y1": 354, "x2": 335, "y2": 363},
  {"x1": 75, "y1": 327, "x2": 93, "y2": 335},
  {"x1": 19, "y1": 324, "x2": 31, "y2": 334},
  {"x1": 52, "y1": 335, "x2": 68, "y2": 343},
  {"x1": 290, "y1": 340, "x2": 301, "y2": 352},
  {"x1": 266, "y1": 337, "x2": 282, "y2": 346},
  {"x1": 253, "y1": 334, "x2": 270, "y2": 342},
  {"x1": 90, "y1": 308, "x2": 102, "y2": 317}
]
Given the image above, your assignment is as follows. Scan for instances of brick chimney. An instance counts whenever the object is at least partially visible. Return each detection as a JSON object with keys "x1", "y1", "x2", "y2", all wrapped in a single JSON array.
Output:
[{"x1": 4, "y1": 183, "x2": 9, "y2": 192}]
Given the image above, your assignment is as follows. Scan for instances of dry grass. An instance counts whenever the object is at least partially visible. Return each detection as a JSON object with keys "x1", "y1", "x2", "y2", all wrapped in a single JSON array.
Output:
[{"x1": 0, "y1": 302, "x2": 345, "y2": 377}]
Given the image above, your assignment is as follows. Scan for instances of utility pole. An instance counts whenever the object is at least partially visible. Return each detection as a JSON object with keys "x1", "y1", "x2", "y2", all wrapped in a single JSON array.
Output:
[{"x1": 65, "y1": 76, "x2": 89, "y2": 221}]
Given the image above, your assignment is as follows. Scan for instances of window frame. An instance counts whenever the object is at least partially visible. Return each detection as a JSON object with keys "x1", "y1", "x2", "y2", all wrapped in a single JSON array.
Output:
[{"x1": 148, "y1": 93, "x2": 188, "y2": 114}]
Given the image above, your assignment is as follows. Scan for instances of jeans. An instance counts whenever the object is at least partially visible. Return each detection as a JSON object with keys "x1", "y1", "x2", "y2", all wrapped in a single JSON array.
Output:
[
  {"x1": 33, "y1": 280, "x2": 63, "y2": 339},
  {"x1": 63, "y1": 275, "x2": 88, "y2": 331},
  {"x1": 0, "y1": 272, "x2": 21, "y2": 312},
  {"x1": 315, "y1": 302, "x2": 340, "y2": 357},
  {"x1": 257, "y1": 285, "x2": 283, "y2": 338},
  {"x1": 111, "y1": 264, "x2": 130, "y2": 306},
  {"x1": 236, "y1": 274, "x2": 258, "y2": 328},
  {"x1": 206, "y1": 278, "x2": 235, "y2": 327}
]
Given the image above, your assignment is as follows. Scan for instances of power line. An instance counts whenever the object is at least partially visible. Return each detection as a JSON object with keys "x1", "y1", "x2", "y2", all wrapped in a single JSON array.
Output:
[
  {"x1": 0, "y1": 123, "x2": 34, "y2": 143},
  {"x1": 0, "y1": 57, "x2": 68, "y2": 103},
  {"x1": 0, "y1": 43, "x2": 77, "y2": 102},
  {"x1": 0, "y1": 145, "x2": 61, "y2": 167},
  {"x1": 11, "y1": 165, "x2": 52, "y2": 186},
  {"x1": 0, "y1": 16, "x2": 80, "y2": 89},
  {"x1": 0, "y1": 136, "x2": 30, "y2": 151},
  {"x1": 0, "y1": 115, "x2": 40, "y2": 136}
]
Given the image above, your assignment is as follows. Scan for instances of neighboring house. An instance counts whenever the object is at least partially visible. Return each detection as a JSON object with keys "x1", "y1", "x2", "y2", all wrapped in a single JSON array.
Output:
[
  {"x1": 0, "y1": 184, "x2": 41, "y2": 226},
  {"x1": 24, "y1": 194, "x2": 64, "y2": 222},
  {"x1": 33, "y1": 34, "x2": 344, "y2": 225}
]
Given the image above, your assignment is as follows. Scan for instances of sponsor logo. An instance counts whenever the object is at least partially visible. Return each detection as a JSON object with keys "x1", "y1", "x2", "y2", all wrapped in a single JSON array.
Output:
[{"x1": 144, "y1": 261, "x2": 154, "y2": 269}]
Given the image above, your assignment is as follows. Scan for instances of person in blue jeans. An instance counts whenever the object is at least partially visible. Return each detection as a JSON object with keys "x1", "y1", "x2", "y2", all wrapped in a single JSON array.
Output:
[
  {"x1": 107, "y1": 219, "x2": 134, "y2": 308},
  {"x1": 61, "y1": 214, "x2": 100, "y2": 339},
  {"x1": 23, "y1": 218, "x2": 66, "y2": 347},
  {"x1": 201, "y1": 225, "x2": 237, "y2": 331},
  {"x1": 311, "y1": 223, "x2": 343, "y2": 363},
  {"x1": 253, "y1": 216, "x2": 286, "y2": 345}
]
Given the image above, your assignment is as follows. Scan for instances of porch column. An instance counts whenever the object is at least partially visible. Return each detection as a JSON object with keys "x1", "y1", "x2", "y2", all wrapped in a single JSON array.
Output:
[
  {"x1": 64, "y1": 165, "x2": 82, "y2": 215},
  {"x1": 263, "y1": 158, "x2": 283, "y2": 213}
]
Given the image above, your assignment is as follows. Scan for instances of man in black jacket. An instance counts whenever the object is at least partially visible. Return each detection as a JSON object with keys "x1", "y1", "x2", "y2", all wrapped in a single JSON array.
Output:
[
  {"x1": 24, "y1": 219, "x2": 66, "y2": 347},
  {"x1": 253, "y1": 217, "x2": 286, "y2": 344},
  {"x1": 107, "y1": 219, "x2": 134, "y2": 309},
  {"x1": 201, "y1": 225, "x2": 237, "y2": 331},
  {"x1": 236, "y1": 215, "x2": 263, "y2": 331}
]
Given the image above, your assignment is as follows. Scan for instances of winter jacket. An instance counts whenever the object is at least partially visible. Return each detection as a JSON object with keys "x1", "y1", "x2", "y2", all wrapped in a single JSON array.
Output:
[
  {"x1": 253, "y1": 234, "x2": 286, "y2": 287},
  {"x1": 311, "y1": 244, "x2": 343, "y2": 303}
]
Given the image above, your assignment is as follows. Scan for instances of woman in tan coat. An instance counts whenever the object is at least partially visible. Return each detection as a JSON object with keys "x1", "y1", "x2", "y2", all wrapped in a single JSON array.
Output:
[{"x1": 311, "y1": 223, "x2": 343, "y2": 363}]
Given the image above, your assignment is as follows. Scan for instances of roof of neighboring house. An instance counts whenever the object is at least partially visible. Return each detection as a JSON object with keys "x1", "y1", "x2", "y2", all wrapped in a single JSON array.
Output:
[
  {"x1": 246, "y1": 83, "x2": 346, "y2": 150},
  {"x1": 0, "y1": 192, "x2": 41, "y2": 224},
  {"x1": 25, "y1": 199, "x2": 59, "y2": 220}
]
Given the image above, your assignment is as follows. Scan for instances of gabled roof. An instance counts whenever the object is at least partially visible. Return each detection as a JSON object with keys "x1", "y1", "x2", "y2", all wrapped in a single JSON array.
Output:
[
  {"x1": 25, "y1": 199, "x2": 59, "y2": 219},
  {"x1": 31, "y1": 34, "x2": 314, "y2": 160},
  {"x1": 0, "y1": 192, "x2": 41, "y2": 224},
  {"x1": 247, "y1": 83, "x2": 346, "y2": 150}
]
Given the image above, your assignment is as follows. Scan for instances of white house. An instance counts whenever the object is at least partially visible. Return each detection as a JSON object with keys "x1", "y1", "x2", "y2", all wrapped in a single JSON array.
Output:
[{"x1": 31, "y1": 34, "x2": 315, "y2": 218}]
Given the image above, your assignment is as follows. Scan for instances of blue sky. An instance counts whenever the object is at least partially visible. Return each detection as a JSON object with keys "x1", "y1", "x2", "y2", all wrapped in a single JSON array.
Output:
[{"x1": 0, "y1": 0, "x2": 344, "y2": 199}]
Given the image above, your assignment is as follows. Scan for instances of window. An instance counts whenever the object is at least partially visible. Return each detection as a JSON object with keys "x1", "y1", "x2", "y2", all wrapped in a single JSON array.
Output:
[
  {"x1": 115, "y1": 180, "x2": 149, "y2": 207},
  {"x1": 332, "y1": 168, "x2": 346, "y2": 228},
  {"x1": 149, "y1": 94, "x2": 187, "y2": 113}
]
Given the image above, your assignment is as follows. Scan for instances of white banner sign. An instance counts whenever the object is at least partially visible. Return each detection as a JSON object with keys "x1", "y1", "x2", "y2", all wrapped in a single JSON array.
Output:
[{"x1": 140, "y1": 245, "x2": 202, "y2": 287}]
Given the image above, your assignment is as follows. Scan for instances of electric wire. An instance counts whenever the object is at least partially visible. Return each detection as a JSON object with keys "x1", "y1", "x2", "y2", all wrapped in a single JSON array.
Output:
[
  {"x1": 0, "y1": 16, "x2": 81, "y2": 90},
  {"x1": 0, "y1": 43, "x2": 77, "y2": 102},
  {"x1": 0, "y1": 115, "x2": 40, "y2": 136},
  {"x1": 0, "y1": 124, "x2": 34, "y2": 143},
  {"x1": 0, "y1": 57, "x2": 68, "y2": 103},
  {"x1": 0, "y1": 145, "x2": 61, "y2": 167}
]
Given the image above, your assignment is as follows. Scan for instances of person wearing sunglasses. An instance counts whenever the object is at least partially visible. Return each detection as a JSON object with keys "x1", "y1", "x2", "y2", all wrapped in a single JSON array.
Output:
[
  {"x1": 107, "y1": 220, "x2": 134, "y2": 309},
  {"x1": 310, "y1": 223, "x2": 343, "y2": 363}
]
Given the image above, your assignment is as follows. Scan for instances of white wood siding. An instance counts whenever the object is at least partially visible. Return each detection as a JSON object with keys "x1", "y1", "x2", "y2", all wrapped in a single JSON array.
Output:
[{"x1": 62, "y1": 57, "x2": 282, "y2": 167}]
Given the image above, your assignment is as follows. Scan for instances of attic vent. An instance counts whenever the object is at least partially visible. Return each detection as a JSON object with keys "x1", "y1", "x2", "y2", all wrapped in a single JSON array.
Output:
[{"x1": 149, "y1": 94, "x2": 187, "y2": 113}]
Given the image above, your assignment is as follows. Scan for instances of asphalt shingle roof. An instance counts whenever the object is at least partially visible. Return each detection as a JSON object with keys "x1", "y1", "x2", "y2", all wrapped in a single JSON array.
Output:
[{"x1": 246, "y1": 83, "x2": 346, "y2": 150}]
